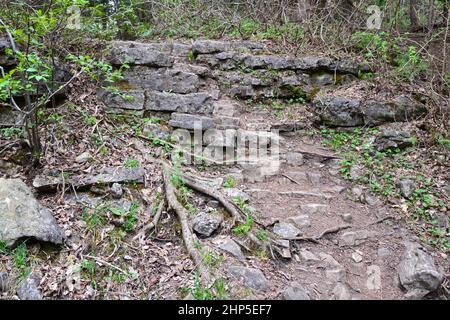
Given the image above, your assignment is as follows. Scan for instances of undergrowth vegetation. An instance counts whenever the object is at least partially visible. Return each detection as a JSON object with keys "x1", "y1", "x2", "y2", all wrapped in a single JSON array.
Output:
[{"x1": 320, "y1": 127, "x2": 449, "y2": 251}]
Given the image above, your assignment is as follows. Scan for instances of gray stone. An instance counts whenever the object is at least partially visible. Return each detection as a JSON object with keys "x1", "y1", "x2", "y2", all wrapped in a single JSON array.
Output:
[
  {"x1": 299, "y1": 249, "x2": 320, "y2": 264},
  {"x1": 169, "y1": 113, "x2": 215, "y2": 130},
  {"x1": 0, "y1": 179, "x2": 64, "y2": 247},
  {"x1": 229, "y1": 85, "x2": 256, "y2": 98},
  {"x1": 361, "y1": 193, "x2": 378, "y2": 206},
  {"x1": 434, "y1": 213, "x2": 449, "y2": 230},
  {"x1": 300, "y1": 203, "x2": 328, "y2": 215},
  {"x1": 310, "y1": 71, "x2": 335, "y2": 86},
  {"x1": 313, "y1": 95, "x2": 426, "y2": 127},
  {"x1": 0, "y1": 107, "x2": 22, "y2": 126},
  {"x1": 331, "y1": 282, "x2": 352, "y2": 300},
  {"x1": 377, "y1": 247, "x2": 391, "y2": 258},
  {"x1": 109, "y1": 41, "x2": 174, "y2": 67},
  {"x1": 325, "y1": 268, "x2": 347, "y2": 282},
  {"x1": 124, "y1": 66, "x2": 200, "y2": 94},
  {"x1": 282, "y1": 282, "x2": 311, "y2": 300},
  {"x1": 228, "y1": 266, "x2": 269, "y2": 291},
  {"x1": 75, "y1": 151, "x2": 90, "y2": 164},
  {"x1": 143, "y1": 122, "x2": 171, "y2": 140},
  {"x1": 397, "y1": 179, "x2": 415, "y2": 198},
  {"x1": 350, "y1": 165, "x2": 365, "y2": 180},
  {"x1": 351, "y1": 186, "x2": 363, "y2": 198},
  {"x1": 273, "y1": 222, "x2": 301, "y2": 238},
  {"x1": 375, "y1": 129, "x2": 414, "y2": 152},
  {"x1": 192, "y1": 40, "x2": 231, "y2": 54},
  {"x1": 217, "y1": 238, "x2": 245, "y2": 261},
  {"x1": 98, "y1": 88, "x2": 145, "y2": 111},
  {"x1": 319, "y1": 253, "x2": 342, "y2": 269},
  {"x1": 192, "y1": 212, "x2": 223, "y2": 237},
  {"x1": 287, "y1": 215, "x2": 311, "y2": 229},
  {"x1": 341, "y1": 213, "x2": 353, "y2": 223},
  {"x1": 224, "y1": 189, "x2": 250, "y2": 203},
  {"x1": 33, "y1": 167, "x2": 145, "y2": 192},
  {"x1": 206, "y1": 200, "x2": 220, "y2": 209},
  {"x1": 17, "y1": 273, "x2": 42, "y2": 300},
  {"x1": 339, "y1": 230, "x2": 374, "y2": 246},
  {"x1": 241, "y1": 55, "x2": 295, "y2": 70},
  {"x1": 0, "y1": 272, "x2": 9, "y2": 292},
  {"x1": 286, "y1": 152, "x2": 304, "y2": 166},
  {"x1": 314, "y1": 96, "x2": 364, "y2": 127},
  {"x1": 213, "y1": 99, "x2": 242, "y2": 117},
  {"x1": 398, "y1": 242, "x2": 444, "y2": 299},
  {"x1": 274, "y1": 239, "x2": 292, "y2": 259},
  {"x1": 110, "y1": 183, "x2": 123, "y2": 199},
  {"x1": 364, "y1": 96, "x2": 426, "y2": 126},
  {"x1": 214, "y1": 116, "x2": 241, "y2": 130},
  {"x1": 146, "y1": 91, "x2": 214, "y2": 115},
  {"x1": 351, "y1": 252, "x2": 363, "y2": 263}
]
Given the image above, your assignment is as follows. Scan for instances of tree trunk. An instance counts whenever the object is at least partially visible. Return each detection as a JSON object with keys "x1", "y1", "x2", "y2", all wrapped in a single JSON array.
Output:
[{"x1": 410, "y1": 0, "x2": 420, "y2": 30}]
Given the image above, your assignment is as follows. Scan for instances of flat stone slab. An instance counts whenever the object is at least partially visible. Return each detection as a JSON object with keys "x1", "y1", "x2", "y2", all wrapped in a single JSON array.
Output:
[
  {"x1": 0, "y1": 179, "x2": 64, "y2": 246},
  {"x1": 109, "y1": 41, "x2": 174, "y2": 67},
  {"x1": 216, "y1": 237, "x2": 246, "y2": 262},
  {"x1": 228, "y1": 266, "x2": 269, "y2": 291},
  {"x1": 273, "y1": 222, "x2": 301, "y2": 238},
  {"x1": 33, "y1": 167, "x2": 145, "y2": 192}
]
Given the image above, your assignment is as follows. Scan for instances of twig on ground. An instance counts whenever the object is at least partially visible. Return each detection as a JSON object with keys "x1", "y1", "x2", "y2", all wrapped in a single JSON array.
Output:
[
  {"x1": 133, "y1": 198, "x2": 166, "y2": 241},
  {"x1": 286, "y1": 224, "x2": 352, "y2": 243}
]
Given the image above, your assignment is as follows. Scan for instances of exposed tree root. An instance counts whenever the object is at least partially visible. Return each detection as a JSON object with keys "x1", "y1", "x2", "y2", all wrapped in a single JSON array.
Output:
[
  {"x1": 180, "y1": 173, "x2": 243, "y2": 224},
  {"x1": 178, "y1": 171, "x2": 267, "y2": 249},
  {"x1": 286, "y1": 224, "x2": 352, "y2": 243},
  {"x1": 133, "y1": 199, "x2": 166, "y2": 241},
  {"x1": 162, "y1": 164, "x2": 211, "y2": 285}
]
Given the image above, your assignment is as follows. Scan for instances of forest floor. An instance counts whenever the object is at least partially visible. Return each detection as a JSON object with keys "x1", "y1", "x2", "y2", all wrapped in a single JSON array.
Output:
[{"x1": 0, "y1": 38, "x2": 449, "y2": 300}]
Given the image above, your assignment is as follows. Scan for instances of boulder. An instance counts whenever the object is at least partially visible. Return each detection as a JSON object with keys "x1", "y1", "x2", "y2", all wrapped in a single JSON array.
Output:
[
  {"x1": 398, "y1": 242, "x2": 444, "y2": 299},
  {"x1": 192, "y1": 212, "x2": 223, "y2": 237},
  {"x1": 17, "y1": 273, "x2": 42, "y2": 300},
  {"x1": 228, "y1": 266, "x2": 269, "y2": 291},
  {"x1": 374, "y1": 129, "x2": 415, "y2": 151},
  {"x1": 313, "y1": 95, "x2": 426, "y2": 127},
  {"x1": 313, "y1": 96, "x2": 364, "y2": 127},
  {"x1": 0, "y1": 179, "x2": 64, "y2": 246},
  {"x1": 109, "y1": 41, "x2": 174, "y2": 67},
  {"x1": 282, "y1": 282, "x2": 311, "y2": 300}
]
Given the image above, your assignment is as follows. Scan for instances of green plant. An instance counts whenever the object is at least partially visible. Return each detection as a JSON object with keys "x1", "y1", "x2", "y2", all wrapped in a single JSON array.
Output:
[
  {"x1": 232, "y1": 197, "x2": 254, "y2": 236},
  {"x1": 123, "y1": 158, "x2": 139, "y2": 169},
  {"x1": 82, "y1": 205, "x2": 106, "y2": 231},
  {"x1": 109, "y1": 202, "x2": 140, "y2": 232},
  {"x1": 202, "y1": 249, "x2": 223, "y2": 268},
  {"x1": 13, "y1": 242, "x2": 29, "y2": 278},
  {"x1": 188, "y1": 275, "x2": 228, "y2": 300},
  {"x1": 81, "y1": 259, "x2": 97, "y2": 286},
  {"x1": 0, "y1": 241, "x2": 7, "y2": 254},
  {"x1": 256, "y1": 229, "x2": 268, "y2": 242},
  {"x1": 223, "y1": 176, "x2": 236, "y2": 188}
]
